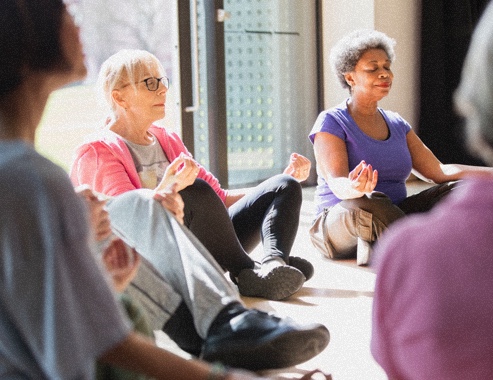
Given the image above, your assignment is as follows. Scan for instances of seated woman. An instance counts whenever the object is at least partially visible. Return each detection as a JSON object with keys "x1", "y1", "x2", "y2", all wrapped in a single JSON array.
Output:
[
  {"x1": 78, "y1": 187, "x2": 330, "y2": 376},
  {"x1": 84, "y1": 186, "x2": 330, "y2": 370},
  {"x1": 372, "y1": 3, "x2": 493, "y2": 378},
  {"x1": 0, "y1": 1, "x2": 332, "y2": 378},
  {"x1": 71, "y1": 49, "x2": 314, "y2": 300},
  {"x1": 309, "y1": 28, "x2": 493, "y2": 265}
]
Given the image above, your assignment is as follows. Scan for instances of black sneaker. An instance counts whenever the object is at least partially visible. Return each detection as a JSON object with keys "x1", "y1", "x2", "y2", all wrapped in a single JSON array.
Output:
[
  {"x1": 236, "y1": 265, "x2": 305, "y2": 300},
  {"x1": 201, "y1": 309, "x2": 330, "y2": 371},
  {"x1": 288, "y1": 256, "x2": 315, "y2": 281}
]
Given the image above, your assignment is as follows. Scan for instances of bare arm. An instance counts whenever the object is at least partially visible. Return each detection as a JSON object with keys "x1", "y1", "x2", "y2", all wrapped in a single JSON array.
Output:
[
  {"x1": 313, "y1": 132, "x2": 378, "y2": 199},
  {"x1": 99, "y1": 332, "x2": 217, "y2": 380},
  {"x1": 407, "y1": 130, "x2": 493, "y2": 182}
]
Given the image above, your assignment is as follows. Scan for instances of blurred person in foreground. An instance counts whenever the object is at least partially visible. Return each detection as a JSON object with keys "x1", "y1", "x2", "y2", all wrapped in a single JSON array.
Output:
[{"x1": 371, "y1": 2, "x2": 493, "y2": 378}]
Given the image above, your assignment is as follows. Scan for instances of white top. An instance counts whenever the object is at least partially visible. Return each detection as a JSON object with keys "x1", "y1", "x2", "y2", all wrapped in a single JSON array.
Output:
[{"x1": 125, "y1": 133, "x2": 170, "y2": 189}]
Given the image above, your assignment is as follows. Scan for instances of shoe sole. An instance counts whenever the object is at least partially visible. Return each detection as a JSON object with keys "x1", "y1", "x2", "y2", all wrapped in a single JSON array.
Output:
[
  {"x1": 289, "y1": 256, "x2": 314, "y2": 281},
  {"x1": 237, "y1": 266, "x2": 305, "y2": 300},
  {"x1": 203, "y1": 324, "x2": 330, "y2": 371}
]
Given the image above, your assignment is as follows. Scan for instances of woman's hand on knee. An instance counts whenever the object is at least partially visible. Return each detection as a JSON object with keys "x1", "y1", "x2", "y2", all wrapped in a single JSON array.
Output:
[
  {"x1": 75, "y1": 185, "x2": 112, "y2": 242},
  {"x1": 153, "y1": 183, "x2": 185, "y2": 224},
  {"x1": 102, "y1": 239, "x2": 140, "y2": 292}
]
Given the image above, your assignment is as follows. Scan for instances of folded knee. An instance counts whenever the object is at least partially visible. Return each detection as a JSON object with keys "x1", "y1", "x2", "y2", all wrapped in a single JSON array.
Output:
[{"x1": 277, "y1": 174, "x2": 302, "y2": 202}]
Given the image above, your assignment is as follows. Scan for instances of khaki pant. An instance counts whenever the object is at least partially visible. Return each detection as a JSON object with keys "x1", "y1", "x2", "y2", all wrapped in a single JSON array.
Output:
[
  {"x1": 309, "y1": 192, "x2": 405, "y2": 260},
  {"x1": 309, "y1": 182, "x2": 459, "y2": 262}
]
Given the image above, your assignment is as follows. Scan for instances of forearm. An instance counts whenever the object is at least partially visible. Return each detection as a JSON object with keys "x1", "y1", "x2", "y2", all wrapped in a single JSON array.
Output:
[
  {"x1": 416, "y1": 163, "x2": 493, "y2": 183},
  {"x1": 327, "y1": 177, "x2": 366, "y2": 200},
  {"x1": 101, "y1": 332, "x2": 267, "y2": 380},
  {"x1": 439, "y1": 163, "x2": 493, "y2": 181},
  {"x1": 320, "y1": 160, "x2": 376, "y2": 200},
  {"x1": 318, "y1": 164, "x2": 361, "y2": 199},
  {"x1": 100, "y1": 333, "x2": 218, "y2": 380}
]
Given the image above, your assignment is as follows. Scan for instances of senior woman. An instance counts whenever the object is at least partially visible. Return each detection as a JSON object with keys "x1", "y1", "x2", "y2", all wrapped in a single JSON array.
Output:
[
  {"x1": 71, "y1": 49, "x2": 314, "y2": 301},
  {"x1": 309, "y1": 29, "x2": 493, "y2": 265}
]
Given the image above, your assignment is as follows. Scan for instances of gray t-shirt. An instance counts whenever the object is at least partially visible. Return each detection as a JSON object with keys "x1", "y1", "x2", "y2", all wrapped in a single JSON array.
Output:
[
  {"x1": 125, "y1": 133, "x2": 169, "y2": 189},
  {"x1": 0, "y1": 141, "x2": 131, "y2": 379}
]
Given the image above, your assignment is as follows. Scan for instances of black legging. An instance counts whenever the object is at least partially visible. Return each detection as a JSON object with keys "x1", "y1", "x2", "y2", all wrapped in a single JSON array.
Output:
[{"x1": 179, "y1": 174, "x2": 302, "y2": 277}]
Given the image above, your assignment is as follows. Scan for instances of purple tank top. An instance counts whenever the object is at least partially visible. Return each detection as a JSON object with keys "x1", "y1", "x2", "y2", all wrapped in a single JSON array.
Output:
[{"x1": 309, "y1": 101, "x2": 412, "y2": 216}]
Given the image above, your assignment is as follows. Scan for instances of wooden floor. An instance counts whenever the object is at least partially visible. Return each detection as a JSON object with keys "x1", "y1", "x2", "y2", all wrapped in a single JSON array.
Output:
[{"x1": 242, "y1": 185, "x2": 382, "y2": 379}]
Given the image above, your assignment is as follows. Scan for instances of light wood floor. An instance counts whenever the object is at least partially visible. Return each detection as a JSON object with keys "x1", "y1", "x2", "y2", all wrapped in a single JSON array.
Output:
[{"x1": 242, "y1": 185, "x2": 382, "y2": 379}]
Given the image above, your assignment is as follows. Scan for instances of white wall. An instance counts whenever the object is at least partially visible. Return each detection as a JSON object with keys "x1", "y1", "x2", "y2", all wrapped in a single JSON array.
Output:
[{"x1": 321, "y1": 0, "x2": 421, "y2": 129}]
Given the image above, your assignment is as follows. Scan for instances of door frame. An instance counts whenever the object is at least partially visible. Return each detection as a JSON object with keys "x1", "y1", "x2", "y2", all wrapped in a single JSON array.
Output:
[
  {"x1": 178, "y1": 0, "x2": 228, "y2": 185},
  {"x1": 178, "y1": 0, "x2": 323, "y2": 188}
]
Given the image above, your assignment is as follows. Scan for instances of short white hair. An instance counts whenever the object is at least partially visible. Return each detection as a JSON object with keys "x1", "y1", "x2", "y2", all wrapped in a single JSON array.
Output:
[
  {"x1": 329, "y1": 29, "x2": 396, "y2": 91},
  {"x1": 97, "y1": 49, "x2": 165, "y2": 112}
]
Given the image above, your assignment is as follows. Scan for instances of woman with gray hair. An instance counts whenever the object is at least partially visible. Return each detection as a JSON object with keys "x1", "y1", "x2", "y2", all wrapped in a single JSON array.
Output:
[
  {"x1": 372, "y1": 3, "x2": 493, "y2": 378},
  {"x1": 308, "y1": 29, "x2": 493, "y2": 265}
]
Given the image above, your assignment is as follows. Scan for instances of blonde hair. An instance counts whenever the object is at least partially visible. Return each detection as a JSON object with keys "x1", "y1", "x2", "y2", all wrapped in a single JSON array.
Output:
[{"x1": 97, "y1": 49, "x2": 165, "y2": 112}]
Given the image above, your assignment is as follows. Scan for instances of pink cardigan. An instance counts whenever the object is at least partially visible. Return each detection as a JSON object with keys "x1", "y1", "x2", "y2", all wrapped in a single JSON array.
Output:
[{"x1": 70, "y1": 125, "x2": 228, "y2": 202}]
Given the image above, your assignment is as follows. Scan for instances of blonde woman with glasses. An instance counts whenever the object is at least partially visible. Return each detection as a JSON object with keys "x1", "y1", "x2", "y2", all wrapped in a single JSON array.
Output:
[{"x1": 71, "y1": 49, "x2": 314, "y2": 301}]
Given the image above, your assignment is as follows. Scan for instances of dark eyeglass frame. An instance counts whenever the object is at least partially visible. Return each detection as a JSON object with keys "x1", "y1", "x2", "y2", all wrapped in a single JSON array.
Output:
[{"x1": 140, "y1": 77, "x2": 170, "y2": 91}]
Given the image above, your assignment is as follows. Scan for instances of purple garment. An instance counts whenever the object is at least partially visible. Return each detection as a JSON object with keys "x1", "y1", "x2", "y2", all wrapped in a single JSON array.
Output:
[
  {"x1": 371, "y1": 177, "x2": 493, "y2": 379},
  {"x1": 308, "y1": 101, "x2": 412, "y2": 215}
]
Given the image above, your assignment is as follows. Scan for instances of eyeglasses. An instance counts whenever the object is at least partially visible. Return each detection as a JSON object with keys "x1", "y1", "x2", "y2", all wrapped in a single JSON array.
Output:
[{"x1": 140, "y1": 77, "x2": 169, "y2": 91}]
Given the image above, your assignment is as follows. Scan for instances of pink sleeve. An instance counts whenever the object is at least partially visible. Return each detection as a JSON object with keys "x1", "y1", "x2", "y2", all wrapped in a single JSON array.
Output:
[
  {"x1": 70, "y1": 142, "x2": 141, "y2": 197},
  {"x1": 371, "y1": 253, "x2": 396, "y2": 377}
]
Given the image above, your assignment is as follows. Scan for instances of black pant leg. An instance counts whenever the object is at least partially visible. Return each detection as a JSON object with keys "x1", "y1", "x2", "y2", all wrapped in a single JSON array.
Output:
[
  {"x1": 229, "y1": 174, "x2": 302, "y2": 262},
  {"x1": 180, "y1": 179, "x2": 254, "y2": 276}
]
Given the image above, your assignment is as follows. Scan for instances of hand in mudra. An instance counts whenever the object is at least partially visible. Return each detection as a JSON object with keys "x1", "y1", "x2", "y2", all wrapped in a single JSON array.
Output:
[
  {"x1": 283, "y1": 153, "x2": 312, "y2": 182},
  {"x1": 349, "y1": 160, "x2": 378, "y2": 194},
  {"x1": 156, "y1": 153, "x2": 200, "y2": 193}
]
